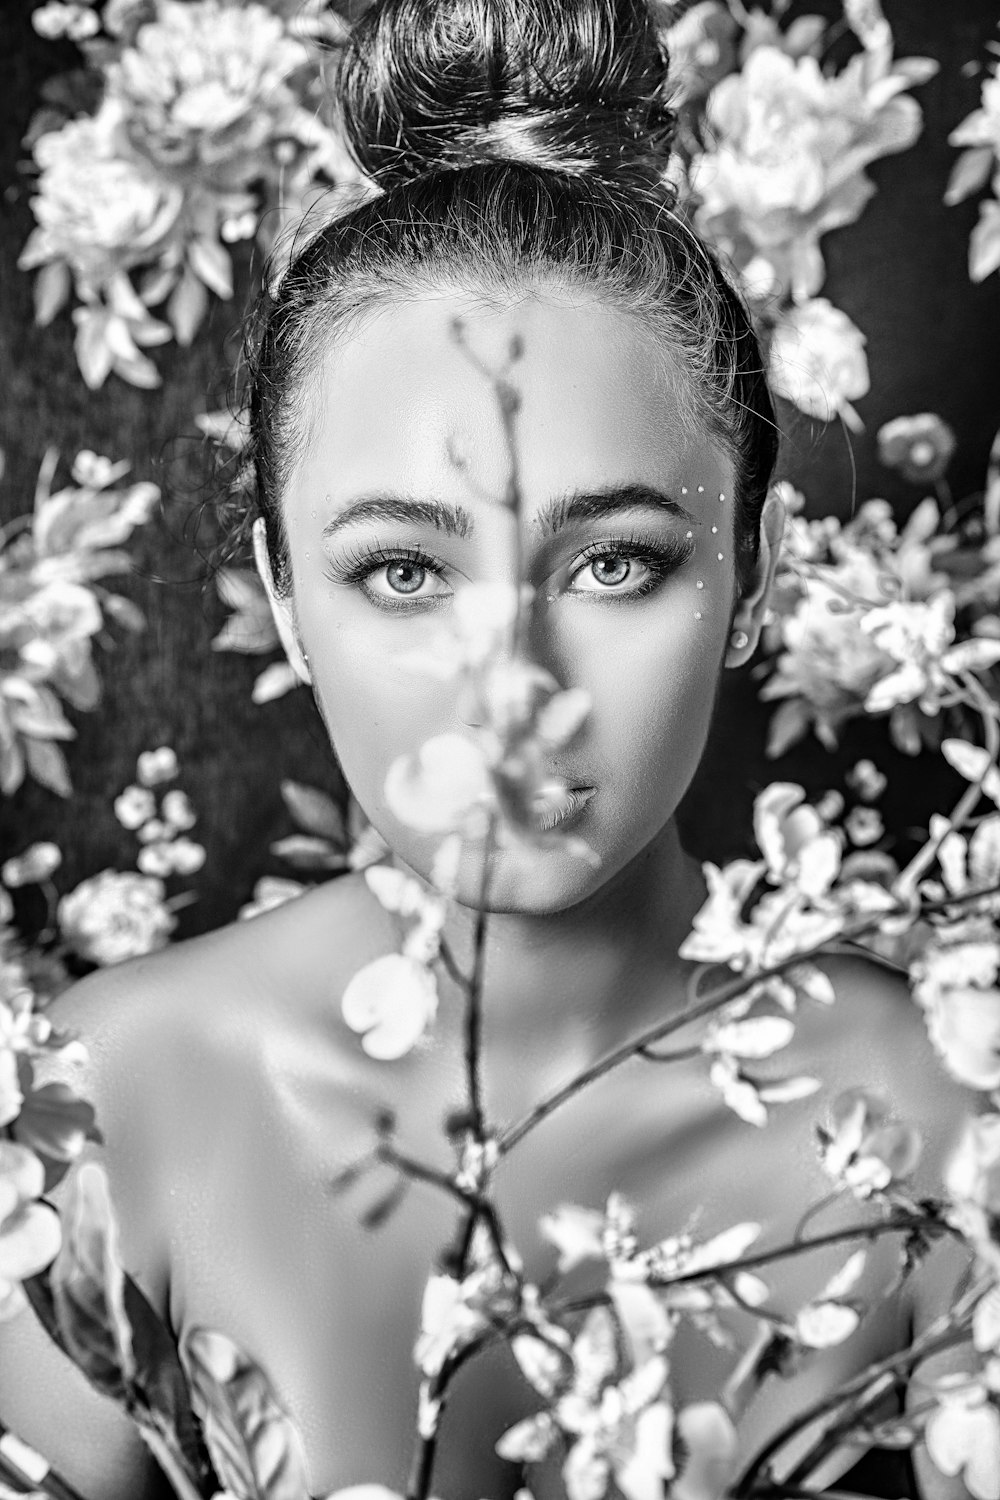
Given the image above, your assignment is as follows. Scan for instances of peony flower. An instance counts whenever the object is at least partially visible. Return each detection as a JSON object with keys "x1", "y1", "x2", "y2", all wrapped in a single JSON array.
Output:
[
  {"x1": 691, "y1": 45, "x2": 925, "y2": 306},
  {"x1": 108, "y1": 0, "x2": 309, "y2": 189},
  {"x1": 0, "y1": 1141, "x2": 62, "y2": 1321},
  {"x1": 21, "y1": 102, "x2": 183, "y2": 288},
  {"x1": 768, "y1": 299, "x2": 870, "y2": 429},
  {"x1": 58, "y1": 870, "x2": 176, "y2": 965},
  {"x1": 340, "y1": 953, "x2": 438, "y2": 1060},
  {"x1": 877, "y1": 413, "x2": 957, "y2": 485}
]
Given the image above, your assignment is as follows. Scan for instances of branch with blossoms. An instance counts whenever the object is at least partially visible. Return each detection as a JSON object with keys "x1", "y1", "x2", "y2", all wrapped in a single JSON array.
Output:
[{"x1": 6, "y1": 325, "x2": 1000, "y2": 1500}]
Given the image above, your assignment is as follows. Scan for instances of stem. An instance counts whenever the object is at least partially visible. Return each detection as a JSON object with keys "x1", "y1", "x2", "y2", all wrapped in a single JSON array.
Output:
[
  {"x1": 465, "y1": 817, "x2": 496, "y2": 1142},
  {"x1": 0, "y1": 1424, "x2": 87, "y2": 1500},
  {"x1": 896, "y1": 693, "x2": 1000, "y2": 891},
  {"x1": 735, "y1": 1281, "x2": 984, "y2": 1498},
  {"x1": 498, "y1": 877, "x2": 1000, "y2": 1157},
  {"x1": 136, "y1": 1424, "x2": 205, "y2": 1500}
]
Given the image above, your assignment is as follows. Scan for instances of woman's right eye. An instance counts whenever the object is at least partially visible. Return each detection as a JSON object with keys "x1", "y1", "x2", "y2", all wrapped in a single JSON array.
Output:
[{"x1": 360, "y1": 555, "x2": 452, "y2": 608}]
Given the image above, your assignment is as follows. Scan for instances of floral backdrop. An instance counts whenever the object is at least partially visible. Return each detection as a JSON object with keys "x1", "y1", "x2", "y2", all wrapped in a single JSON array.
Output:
[{"x1": 3, "y1": 4, "x2": 1000, "y2": 1494}]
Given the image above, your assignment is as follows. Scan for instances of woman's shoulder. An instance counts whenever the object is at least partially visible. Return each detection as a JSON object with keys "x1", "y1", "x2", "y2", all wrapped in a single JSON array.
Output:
[
  {"x1": 46, "y1": 871, "x2": 394, "y2": 1059},
  {"x1": 798, "y1": 949, "x2": 973, "y2": 1178}
]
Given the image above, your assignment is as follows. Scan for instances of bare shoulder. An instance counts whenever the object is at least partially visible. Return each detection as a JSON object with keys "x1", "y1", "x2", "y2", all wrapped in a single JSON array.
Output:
[
  {"x1": 41, "y1": 874, "x2": 397, "y2": 1268},
  {"x1": 796, "y1": 951, "x2": 973, "y2": 1180}
]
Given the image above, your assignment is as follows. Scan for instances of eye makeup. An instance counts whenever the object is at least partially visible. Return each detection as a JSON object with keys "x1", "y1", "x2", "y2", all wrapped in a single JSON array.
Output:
[{"x1": 321, "y1": 527, "x2": 696, "y2": 614}]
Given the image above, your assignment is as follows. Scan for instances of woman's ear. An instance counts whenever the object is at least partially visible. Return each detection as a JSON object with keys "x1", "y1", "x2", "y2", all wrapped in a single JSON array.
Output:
[
  {"x1": 252, "y1": 517, "x2": 312, "y2": 684},
  {"x1": 725, "y1": 489, "x2": 785, "y2": 667}
]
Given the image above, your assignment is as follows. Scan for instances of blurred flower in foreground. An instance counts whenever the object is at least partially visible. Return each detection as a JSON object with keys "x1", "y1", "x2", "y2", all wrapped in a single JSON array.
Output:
[
  {"x1": 58, "y1": 870, "x2": 176, "y2": 966},
  {"x1": 878, "y1": 413, "x2": 957, "y2": 485},
  {"x1": 0, "y1": 1141, "x2": 61, "y2": 1321}
]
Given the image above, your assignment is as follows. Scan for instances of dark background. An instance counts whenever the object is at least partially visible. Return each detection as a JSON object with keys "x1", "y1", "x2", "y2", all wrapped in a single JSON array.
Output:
[{"x1": 1, "y1": 0, "x2": 999, "y2": 936}]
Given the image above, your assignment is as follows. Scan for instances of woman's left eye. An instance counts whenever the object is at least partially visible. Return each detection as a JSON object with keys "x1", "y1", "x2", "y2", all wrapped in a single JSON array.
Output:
[
  {"x1": 352, "y1": 551, "x2": 453, "y2": 609},
  {"x1": 569, "y1": 552, "x2": 652, "y2": 593}
]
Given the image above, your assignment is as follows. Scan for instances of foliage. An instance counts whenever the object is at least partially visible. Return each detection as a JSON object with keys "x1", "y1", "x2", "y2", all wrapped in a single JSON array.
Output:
[
  {"x1": 0, "y1": 449, "x2": 156, "y2": 797},
  {"x1": 946, "y1": 24, "x2": 1000, "y2": 283}
]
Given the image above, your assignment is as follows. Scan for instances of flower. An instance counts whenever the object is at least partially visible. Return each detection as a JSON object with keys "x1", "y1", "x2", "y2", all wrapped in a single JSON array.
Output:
[
  {"x1": 340, "y1": 953, "x2": 438, "y2": 1060},
  {"x1": 161, "y1": 788, "x2": 196, "y2": 831},
  {"x1": 114, "y1": 784, "x2": 156, "y2": 830},
  {"x1": 691, "y1": 45, "x2": 925, "y2": 307},
  {"x1": 32, "y1": 2, "x2": 101, "y2": 41},
  {"x1": 944, "y1": 1114, "x2": 1000, "y2": 1272},
  {"x1": 0, "y1": 1141, "x2": 62, "y2": 1321},
  {"x1": 877, "y1": 413, "x2": 957, "y2": 485},
  {"x1": 847, "y1": 759, "x2": 887, "y2": 802},
  {"x1": 818, "y1": 1089, "x2": 922, "y2": 1197},
  {"x1": 21, "y1": 103, "x2": 183, "y2": 287},
  {"x1": 108, "y1": 0, "x2": 309, "y2": 188},
  {"x1": 753, "y1": 783, "x2": 842, "y2": 897},
  {"x1": 844, "y1": 806, "x2": 884, "y2": 847},
  {"x1": 136, "y1": 745, "x2": 178, "y2": 786},
  {"x1": 768, "y1": 299, "x2": 870, "y2": 429},
  {"x1": 925, "y1": 1377, "x2": 1000, "y2": 1500},
  {"x1": 58, "y1": 870, "x2": 176, "y2": 965},
  {"x1": 663, "y1": 3, "x2": 739, "y2": 105},
  {"x1": 1, "y1": 843, "x2": 62, "y2": 888},
  {"x1": 384, "y1": 734, "x2": 493, "y2": 837}
]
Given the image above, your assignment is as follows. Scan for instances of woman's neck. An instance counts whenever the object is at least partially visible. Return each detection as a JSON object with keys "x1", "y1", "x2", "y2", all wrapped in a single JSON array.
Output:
[{"x1": 429, "y1": 820, "x2": 705, "y2": 1058}]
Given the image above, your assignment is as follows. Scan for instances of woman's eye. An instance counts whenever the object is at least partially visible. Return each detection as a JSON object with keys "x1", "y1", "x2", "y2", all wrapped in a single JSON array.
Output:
[
  {"x1": 568, "y1": 552, "x2": 652, "y2": 594},
  {"x1": 364, "y1": 559, "x2": 450, "y2": 603}
]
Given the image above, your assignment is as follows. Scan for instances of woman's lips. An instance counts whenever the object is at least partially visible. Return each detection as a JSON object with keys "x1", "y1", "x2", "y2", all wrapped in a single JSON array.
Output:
[{"x1": 532, "y1": 785, "x2": 596, "y2": 832}]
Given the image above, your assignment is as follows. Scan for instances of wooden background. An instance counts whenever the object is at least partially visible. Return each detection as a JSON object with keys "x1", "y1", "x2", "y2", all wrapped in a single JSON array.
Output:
[{"x1": 1, "y1": 0, "x2": 999, "y2": 938}]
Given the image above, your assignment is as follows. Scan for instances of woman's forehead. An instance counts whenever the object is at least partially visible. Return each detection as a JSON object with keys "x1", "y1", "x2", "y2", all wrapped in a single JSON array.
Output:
[{"x1": 286, "y1": 291, "x2": 732, "y2": 524}]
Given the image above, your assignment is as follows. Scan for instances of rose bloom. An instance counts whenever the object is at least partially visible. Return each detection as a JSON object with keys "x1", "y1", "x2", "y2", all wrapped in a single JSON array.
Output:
[
  {"x1": 21, "y1": 103, "x2": 182, "y2": 287},
  {"x1": 768, "y1": 298, "x2": 870, "y2": 428},
  {"x1": 691, "y1": 46, "x2": 922, "y2": 301},
  {"x1": 108, "y1": 0, "x2": 308, "y2": 187},
  {"x1": 877, "y1": 413, "x2": 957, "y2": 486},
  {"x1": 58, "y1": 871, "x2": 177, "y2": 967}
]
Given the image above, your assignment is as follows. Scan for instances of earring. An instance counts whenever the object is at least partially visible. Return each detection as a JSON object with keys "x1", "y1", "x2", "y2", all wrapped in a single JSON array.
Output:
[{"x1": 730, "y1": 629, "x2": 749, "y2": 651}]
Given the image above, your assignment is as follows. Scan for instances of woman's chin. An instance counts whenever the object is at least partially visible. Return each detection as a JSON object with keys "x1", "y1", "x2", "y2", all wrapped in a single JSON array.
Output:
[{"x1": 437, "y1": 826, "x2": 611, "y2": 916}]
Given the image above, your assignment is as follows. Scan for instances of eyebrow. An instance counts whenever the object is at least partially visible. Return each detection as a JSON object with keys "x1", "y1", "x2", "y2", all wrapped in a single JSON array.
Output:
[{"x1": 321, "y1": 483, "x2": 697, "y2": 542}]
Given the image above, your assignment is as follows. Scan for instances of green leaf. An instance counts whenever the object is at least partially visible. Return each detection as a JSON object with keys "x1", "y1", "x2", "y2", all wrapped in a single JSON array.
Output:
[
  {"x1": 48, "y1": 1160, "x2": 135, "y2": 1400},
  {"x1": 181, "y1": 1328, "x2": 310, "y2": 1500}
]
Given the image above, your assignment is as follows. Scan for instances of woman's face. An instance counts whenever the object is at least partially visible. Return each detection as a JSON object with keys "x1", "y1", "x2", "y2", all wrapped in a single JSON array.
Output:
[{"x1": 277, "y1": 291, "x2": 745, "y2": 913}]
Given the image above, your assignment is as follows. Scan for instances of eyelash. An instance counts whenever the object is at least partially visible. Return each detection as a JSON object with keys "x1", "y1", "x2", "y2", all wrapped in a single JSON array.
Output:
[{"x1": 325, "y1": 533, "x2": 695, "y2": 613}]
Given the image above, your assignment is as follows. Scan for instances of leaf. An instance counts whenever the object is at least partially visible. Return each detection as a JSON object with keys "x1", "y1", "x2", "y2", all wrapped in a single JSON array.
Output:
[
  {"x1": 24, "y1": 737, "x2": 72, "y2": 797},
  {"x1": 705, "y1": 1016, "x2": 795, "y2": 1060},
  {"x1": 945, "y1": 146, "x2": 996, "y2": 207},
  {"x1": 121, "y1": 1274, "x2": 214, "y2": 1486},
  {"x1": 970, "y1": 201, "x2": 1000, "y2": 283},
  {"x1": 252, "y1": 662, "x2": 300, "y2": 704},
  {"x1": 766, "y1": 698, "x2": 811, "y2": 758},
  {"x1": 33, "y1": 261, "x2": 71, "y2": 327},
  {"x1": 181, "y1": 1327, "x2": 311, "y2": 1500},
  {"x1": 49, "y1": 1161, "x2": 135, "y2": 1400},
  {"x1": 188, "y1": 237, "x2": 234, "y2": 300},
  {"x1": 269, "y1": 835, "x2": 347, "y2": 872},
  {"x1": 167, "y1": 269, "x2": 209, "y2": 347},
  {"x1": 74, "y1": 311, "x2": 115, "y2": 390},
  {"x1": 279, "y1": 781, "x2": 348, "y2": 843}
]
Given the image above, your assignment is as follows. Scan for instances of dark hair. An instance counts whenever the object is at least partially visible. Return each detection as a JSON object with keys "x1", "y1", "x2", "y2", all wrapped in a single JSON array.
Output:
[{"x1": 246, "y1": 0, "x2": 778, "y2": 596}]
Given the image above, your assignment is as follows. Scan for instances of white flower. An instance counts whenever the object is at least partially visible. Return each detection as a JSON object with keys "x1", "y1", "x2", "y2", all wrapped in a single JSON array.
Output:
[
  {"x1": 108, "y1": 0, "x2": 308, "y2": 187},
  {"x1": 384, "y1": 734, "x2": 493, "y2": 837},
  {"x1": 114, "y1": 784, "x2": 156, "y2": 830},
  {"x1": 161, "y1": 788, "x2": 196, "y2": 831},
  {"x1": 753, "y1": 783, "x2": 841, "y2": 897},
  {"x1": 136, "y1": 745, "x2": 178, "y2": 786},
  {"x1": 818, "y1": 1089, "x2": 922, "y2": 1197},
  {"x1": 847, "y1": 759, "x2": 887, "y2": 802},
  {"x1": 943, "y1": 740, "x2": 1000, "y2": 809},
  {"x1": 340, "y1": 953, "x2": 438, "y2": 1060},
  {"x1": 671, "y1": 1402, "x2": 739, "y2": 1500},
  {"x1": 692, "y1": 45, "x2": 924, "y2": 305},
  {"x1": 414, "y1": 1272, "x2": 490, "y2": 1379},
  {"x1": 539, "y1": 1204, "x2": 607, "y2": 1273},
  {"x1": 844, "y1": 806, "x2": 884, "y2": 847},
  {"x1": 22, "y1": 102, "x2": 182, "y2": 285},
  {"x1": 58, "y1": 870, "x2": 176, "y2": 965},
  {"x1": 769, "y1": 299, "x2": 870, "y2": 429},
  {"x1": 925, "y1": 1378, "x2": 1000, "y2": 1500},
  {"x1": 924, "y1": 985, "x2": 1000, "y2": 1091},
  {"x1": 0, "y1": 1142, "x2": 62, "y2": 1321},
  {"x1": 1, "y1": 843, "x2": 62, "y2": 888},
  {"x1": 32, "y1": 2, "x2": 100, "y2": 41}
]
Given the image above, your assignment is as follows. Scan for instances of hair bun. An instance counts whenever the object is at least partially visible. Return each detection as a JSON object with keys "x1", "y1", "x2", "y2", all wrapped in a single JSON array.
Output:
[{"x1": 337, "y1": 0, "x2": 676, "y2": 190}]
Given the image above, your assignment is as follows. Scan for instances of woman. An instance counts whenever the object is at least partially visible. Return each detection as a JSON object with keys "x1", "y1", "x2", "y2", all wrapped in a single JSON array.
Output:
[{"x1": 0, "y1": 2, "x2": 970, "y2": 1497}]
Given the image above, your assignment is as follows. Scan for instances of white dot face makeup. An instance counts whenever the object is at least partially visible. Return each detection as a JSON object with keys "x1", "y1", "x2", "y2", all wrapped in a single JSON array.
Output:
[{"x1": 281, "y1": 291, "x2": 738, "y2": 914}]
